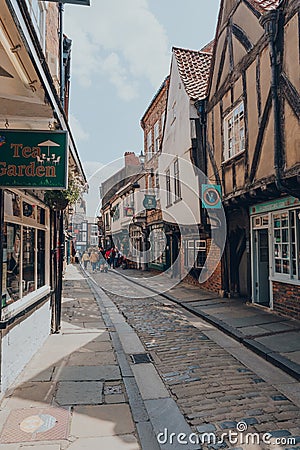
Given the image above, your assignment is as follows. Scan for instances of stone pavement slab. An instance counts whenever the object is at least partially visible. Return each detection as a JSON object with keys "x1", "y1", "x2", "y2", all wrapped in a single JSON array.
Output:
[
  {"x1": 70, "y1": 404, "x2": 135, "y2": 437},
  {"x1": 144, "y1": 398, "x2": 200, "y2": 450},
  {"x1": 256, "y1": 332, "x2": 300, "y2": 353},
  {"x1": 57, "y1": 365, "x2": 121, "y2": 381},
  {"x1": 67, "y1": 435, "x2": 140, "y2": 450},
  {"x1": 55, "y1": 381, "x2": 103, "y2": 406},
  {"x1": 131, "y1": 364, "x2": 169, "y2": 400},
  {"x1": 67, "y1": 351, "x2": 116, "y2": 366}
]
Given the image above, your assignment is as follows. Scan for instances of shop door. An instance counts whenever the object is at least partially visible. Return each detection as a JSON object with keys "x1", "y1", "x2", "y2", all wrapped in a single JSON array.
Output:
[{"x1": 254, "y1": 229, "x2": 270, "y2": 306}]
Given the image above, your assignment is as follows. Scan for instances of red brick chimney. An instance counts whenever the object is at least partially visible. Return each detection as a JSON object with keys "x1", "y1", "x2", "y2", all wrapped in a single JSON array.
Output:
[{"x1": 124, "y1": 151, "x2": 140, "y2": 166}]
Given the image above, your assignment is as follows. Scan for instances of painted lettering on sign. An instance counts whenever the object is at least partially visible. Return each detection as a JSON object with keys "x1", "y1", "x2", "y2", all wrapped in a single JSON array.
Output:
[{"x1": 0, "y1": 130, "x2": 67, "y2": 189}]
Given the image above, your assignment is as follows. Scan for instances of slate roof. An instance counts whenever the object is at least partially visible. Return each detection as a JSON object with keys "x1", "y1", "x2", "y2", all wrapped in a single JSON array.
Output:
[
  {"x1": 247, "y1": 0, "x2": 281, "y2": 13},
  {"x1": 173, "y1": 47, "x2": 213, "y2": 101}
]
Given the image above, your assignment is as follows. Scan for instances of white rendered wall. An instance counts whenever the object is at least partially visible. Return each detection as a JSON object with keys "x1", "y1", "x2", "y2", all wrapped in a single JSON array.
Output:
[
  {"x1": 160, "y1": 54, "x2": 201, "y2": 226},
  {"x1": 1, "y1": 300, "x2": 51, "y2": 394}
]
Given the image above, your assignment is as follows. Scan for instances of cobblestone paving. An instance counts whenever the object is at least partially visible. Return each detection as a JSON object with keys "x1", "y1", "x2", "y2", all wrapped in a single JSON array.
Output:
[{"x1": 97, "y1": 273, "x2": 300, "y2": 450}]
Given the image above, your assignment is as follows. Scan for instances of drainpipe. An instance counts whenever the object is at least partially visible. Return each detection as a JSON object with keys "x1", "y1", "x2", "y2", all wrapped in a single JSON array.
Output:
[
  {"x1": 58, "y1": 2, "x2": 65, "y2": 108},
  {"x1": 194, "y1": 100, "x2": 207, "y2": 228},
  {"x1": 260, "y1": 8, "x2": 300, "y2": 200},
  {"x1": 195, "y1": 100, "x2": 230, "y2": 296}
]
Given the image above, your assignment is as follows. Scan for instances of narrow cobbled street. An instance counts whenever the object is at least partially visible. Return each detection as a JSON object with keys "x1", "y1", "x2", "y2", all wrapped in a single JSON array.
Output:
[{"x1": 90, "y1": 268, "x2": 300, "y2": 450}]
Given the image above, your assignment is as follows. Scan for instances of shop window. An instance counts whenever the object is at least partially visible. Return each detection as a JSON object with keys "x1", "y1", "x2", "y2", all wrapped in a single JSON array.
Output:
[
  {"x1": 273, "y1": 210, "x2": 299, "y2": 279},
  {"x1": 149, "y1": 228, "x2": 166, "y2": 265},
  {"x1": 2, "y1": 190, "x2": 49, "y2": 309},
  {"x1": 23, "y1": 201, "x2": 35, "y2": 220},
  {"x1": 23, "y1": 227, "x2": 35, "y2": 295},
  {"x1": 3, "y1": 223, "x2": 21, "y2": 304},
  {"x1": 224, "y1": 102, "x2": 245, "y2": 160},
  {"x1": 4, "y1": 191, "x2": 21, "y2": 217},
  {"x1": 37, "y1": 230, "x2": 45, "y2": 289},
  {"x1": 37, "y1": 206, "x2": 45, "y2": 224}
]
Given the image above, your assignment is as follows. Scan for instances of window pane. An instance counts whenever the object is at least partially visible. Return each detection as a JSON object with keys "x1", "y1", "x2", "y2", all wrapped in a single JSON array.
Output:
[
  {"x1": 37, "y1": 230, "x2": 45, "y2": 288},
  {"x1": 4, "y1": 191, "x2": 21, "y2": 217},
  {"x1": 37, "y1": 206, "x2": 45, "y2": 225},
  {"x1": 23, "y1": 227, "x2": 35, "y2": 295},
  {"x1": 23, "y1": 201, "x2": 35, "y2": 219},
  {"x1": 3, "y1": 223, "x2": 21, "y2": 305}
]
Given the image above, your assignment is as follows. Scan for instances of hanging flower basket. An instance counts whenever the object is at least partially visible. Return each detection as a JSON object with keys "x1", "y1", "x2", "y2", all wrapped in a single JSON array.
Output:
[{"x1": 44, "y1": 191, "x2": 70, "y2": 210}]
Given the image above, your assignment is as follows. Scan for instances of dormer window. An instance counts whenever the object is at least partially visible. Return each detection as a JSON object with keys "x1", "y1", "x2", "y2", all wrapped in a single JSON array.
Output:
[{"x1": 224, "y1": 102, "x2": 245, "y2": 160}]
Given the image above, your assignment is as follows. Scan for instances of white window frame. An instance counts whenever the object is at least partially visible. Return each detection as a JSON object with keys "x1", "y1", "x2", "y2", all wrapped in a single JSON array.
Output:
[
  {"x1": 223, "y1": 102, "x2": 245, "y2": 161},
  {"x1": 184, "y1": 239, "x2": 206, "y2": 268},
  {"x1": 174, "y1": 158, "x2": 181, "y2": 201},
  {"x1": 25, "y1": 0, "x2": 47, "y2": 51},
  {"x1": 154, "y1": 121, "x2": 160, "y2": 153},
  {"x1": 2, "y1": 189, "x2": 50, "y2": 319},
  {"x1": 272, "y1": 209, "x2": 300, "y2": 281},
  {"x1": 166, "y1": 169, "x2": 171, "y2": 206},
  {"x1": 146, "y1": 130, "x2": 153, "y2": 160}
]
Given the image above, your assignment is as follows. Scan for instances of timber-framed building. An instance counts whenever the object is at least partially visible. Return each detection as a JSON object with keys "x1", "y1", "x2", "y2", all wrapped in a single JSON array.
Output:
[{"x1": 205, "y1": 0, "x2": 300, "y2": 318}]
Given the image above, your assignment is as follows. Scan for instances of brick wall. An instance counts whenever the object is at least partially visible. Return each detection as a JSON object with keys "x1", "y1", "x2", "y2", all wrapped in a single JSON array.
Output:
[
  {"x1": 1, "y1": 301, "x2": 51, "y2": 395},
  {"x1": 45, "y1": 3, "x2": 59, "y2": 90},
  {"x1": 273, "y1": 281, "x2": 300, "y2": 320},
  {"x1": 200, "y1": 261, "x2": 222, "y2": 293},
  {"x1": 183, "y1": 238, "x2": 223, "y2": 293}
]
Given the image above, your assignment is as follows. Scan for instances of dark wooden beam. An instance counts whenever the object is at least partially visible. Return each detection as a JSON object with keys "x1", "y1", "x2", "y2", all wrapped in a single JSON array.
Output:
[
  {"x1": 249, "y1": 89, "x2": 272, "y2": 182},
  {"x1": 242, "y1": 70, "x2": 249, "y2": 183},
  {"x1": 232, "y1": 23, "x2": 253, "y2": 52},
  {"x1": 280, "y1": 72, "x2": 300, "y2": 120},
  {"x1": 216, "y1": 37, "x2": 228, "y2": 92},
  {"x1": 256, "y1": 55, "x2": 262, "y2": 120}
]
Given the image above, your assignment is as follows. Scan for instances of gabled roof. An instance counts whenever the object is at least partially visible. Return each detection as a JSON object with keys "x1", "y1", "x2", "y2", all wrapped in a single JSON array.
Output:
[
  {"x1": 140, "y1": 76, "x2": 169, "y2": 125},
  {"x1": 246, "y1": 0, "x2": 281, "y2": 14},
  {"x1": 173, "y1": 47, "x2": 213, "y2": 101}
]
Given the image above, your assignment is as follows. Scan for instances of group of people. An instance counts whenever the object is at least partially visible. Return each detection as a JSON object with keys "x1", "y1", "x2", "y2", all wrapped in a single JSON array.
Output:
[{"x1": 80, "y1": 246, "x2": 128, "y2": 272}]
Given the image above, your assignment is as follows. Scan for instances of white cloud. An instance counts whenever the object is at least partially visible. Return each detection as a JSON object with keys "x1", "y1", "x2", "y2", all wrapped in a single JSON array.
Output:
[
  {"x1": 69, "y1": 114, "x2": 89, "y2": 142},
  {"x1": 64, "y1": 0, "x2": 169, "y2": 98}
]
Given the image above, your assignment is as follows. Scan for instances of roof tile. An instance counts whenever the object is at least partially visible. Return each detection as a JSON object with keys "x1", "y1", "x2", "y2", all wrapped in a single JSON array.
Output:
[
  {"x1": 247, "y1": 0, "x2": 280, "y2": 13},
  {"x1": 173, "y1": 47, "x2": 212, "y2": 101}
]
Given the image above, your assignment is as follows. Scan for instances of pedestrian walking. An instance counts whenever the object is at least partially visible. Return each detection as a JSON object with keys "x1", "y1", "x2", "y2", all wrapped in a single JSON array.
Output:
[
  {"x1": 90, "y1": 250, "x2": 98, "y2": 273},
  {"x1": 82, "y1": 251, "x2": 90, "y2": 269},
  {"x1": 105, "y1": 248, "x2": 112, "y2": 267}
]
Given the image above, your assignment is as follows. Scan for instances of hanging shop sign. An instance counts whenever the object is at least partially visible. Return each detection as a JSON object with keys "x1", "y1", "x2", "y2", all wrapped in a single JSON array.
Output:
[
  {"x1": 0, "y1": 130, "x2": 68, "y2": 189},
  {"x1": 201, "y1": 184, "x2": 222, "y2": 209},
  {"x1": 250, "y1": 196, "x2": 299, "y2": 214},
  {"x1": 143, "y1": 194, "x2": 157, "y2": 210}
]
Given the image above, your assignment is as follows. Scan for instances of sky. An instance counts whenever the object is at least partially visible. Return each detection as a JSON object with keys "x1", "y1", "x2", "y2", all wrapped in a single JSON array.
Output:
[{"x1": 64, "y1": 0, "x2": 221, "y2": 216}]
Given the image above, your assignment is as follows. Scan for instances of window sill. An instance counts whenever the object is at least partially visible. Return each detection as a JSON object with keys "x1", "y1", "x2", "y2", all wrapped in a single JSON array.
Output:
[
  {"x1": 1, "y1": 285, "x2": 51, "y2": 327},
  {"x1": 174, "y1": 197, "x2": 182, "y2": 205},
  {"x1": 270, "y1": 277, "x2": 300, "y2": 286},
  {"x1": 222, "y1": 150, "x2": 246, "y2": 165},
  {"x1": 166, "y1": 203, "x2": 173, "y2": 209}
]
